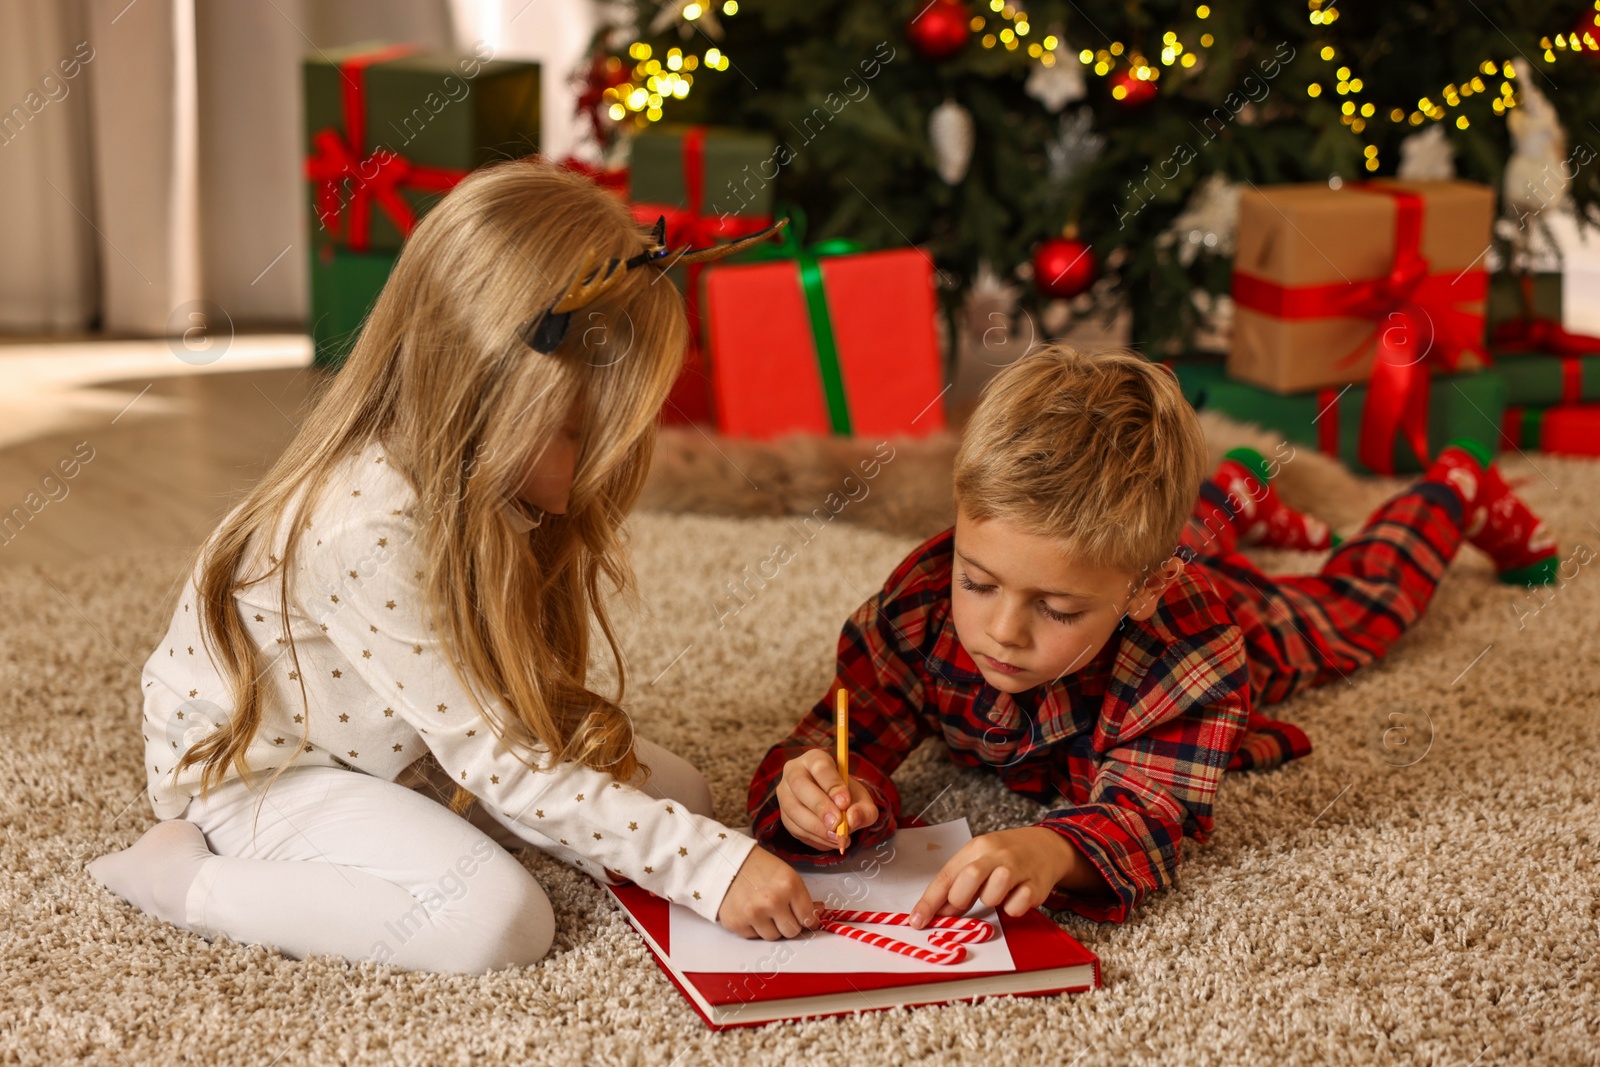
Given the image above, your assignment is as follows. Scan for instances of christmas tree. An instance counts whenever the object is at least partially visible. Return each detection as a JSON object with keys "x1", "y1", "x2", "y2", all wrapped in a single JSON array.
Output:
[{"x1": 585, "y1": 0, "x2": 1600, "y2": 356}]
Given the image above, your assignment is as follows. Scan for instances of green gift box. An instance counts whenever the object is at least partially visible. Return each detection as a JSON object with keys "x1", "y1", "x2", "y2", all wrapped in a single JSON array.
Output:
[
  {"x1": 1486, "y1": 272, "x2": 1600, "y2": 405},
  {"x1": 303, "y1": 42, "x2": 541, "y2": 253},
  {"x1": 309, "y1": 242, "x2": 395, "y2": 370},
  {"x1": 628, "y1": 123, "x2": 777, "y2": 220},
  {"x1": 1190, "y1": 368, "x2": 1505, "y2": 475}
]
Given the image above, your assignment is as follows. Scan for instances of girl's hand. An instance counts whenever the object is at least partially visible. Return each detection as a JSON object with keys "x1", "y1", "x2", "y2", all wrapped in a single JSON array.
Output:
[
  {"x1": 907, "y1": 827, "x2": 1080, "y2": 928},
  {"x1": 717, "y1": 846, "x2": 821, "y2": 940},
  {"x1": 776, "y1": 748, "x2": 879, "y2": 853}
]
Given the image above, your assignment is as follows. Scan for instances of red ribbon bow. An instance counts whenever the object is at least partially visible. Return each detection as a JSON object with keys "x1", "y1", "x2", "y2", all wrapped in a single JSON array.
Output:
[
  {"x1": 1233, "y1": 185, "x2": 1490, "y2": 474},
  {"x1": 304, "y1": 44, "x2": 469, "y2": 252},
  {"x1": 1490, "y1": 315, "x2": 1600, "y2": 357}
]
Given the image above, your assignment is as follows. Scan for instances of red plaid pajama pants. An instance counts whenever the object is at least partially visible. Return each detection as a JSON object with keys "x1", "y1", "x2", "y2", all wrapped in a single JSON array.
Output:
[{"x1": 1179, "y1": 475, "x2": 1467, "y2": 708}]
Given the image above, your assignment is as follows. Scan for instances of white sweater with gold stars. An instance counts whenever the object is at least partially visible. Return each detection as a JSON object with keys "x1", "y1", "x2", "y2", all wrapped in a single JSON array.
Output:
[{"x1": 139, "y1": 439, "x2": 757, "y2": 924}]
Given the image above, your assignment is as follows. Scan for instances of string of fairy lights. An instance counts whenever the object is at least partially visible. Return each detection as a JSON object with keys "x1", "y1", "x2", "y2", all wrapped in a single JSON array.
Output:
[{"x1": 604, "y1": 0, "x2": 1600, "y2": 177}]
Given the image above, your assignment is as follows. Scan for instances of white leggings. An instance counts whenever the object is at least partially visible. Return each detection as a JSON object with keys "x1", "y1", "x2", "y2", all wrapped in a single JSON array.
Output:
[{"x1": 178, "y1": 736, "x2": 715, "y2": 974}]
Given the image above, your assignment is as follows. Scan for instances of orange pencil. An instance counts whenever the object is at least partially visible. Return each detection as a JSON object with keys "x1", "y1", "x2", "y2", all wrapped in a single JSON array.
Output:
[{"x1": 834, "y1": 688, "x2": 849, "y2": 853}]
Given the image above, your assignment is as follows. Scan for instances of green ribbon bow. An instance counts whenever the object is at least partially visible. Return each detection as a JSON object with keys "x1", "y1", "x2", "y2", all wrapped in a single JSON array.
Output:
[{"x1": 735, "y1": 205, "x2": 864, "y2": 435}]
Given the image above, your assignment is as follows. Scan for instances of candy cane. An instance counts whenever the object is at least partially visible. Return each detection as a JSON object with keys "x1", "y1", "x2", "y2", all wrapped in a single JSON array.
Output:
[{"x1": 814, "y1": 909, "x2": 994, "y2": 966}]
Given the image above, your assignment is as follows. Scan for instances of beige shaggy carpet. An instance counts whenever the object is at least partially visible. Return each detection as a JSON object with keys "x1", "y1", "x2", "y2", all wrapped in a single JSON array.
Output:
[{"x1": 4, "y1": 417, "x2": 1599, "y2": 1066}]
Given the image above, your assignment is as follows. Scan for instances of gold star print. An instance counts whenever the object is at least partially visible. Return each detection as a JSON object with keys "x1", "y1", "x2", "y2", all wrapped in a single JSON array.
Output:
[
  {"x1": 329, "y1": 595, "x2": 339, "y2": 604},
  {"x1": 665, "y1": 804, "x2": 675, "y2": 814},
  {"x1": 187, "y1": 646, "x2": 194, "y2": 655},
  {"x1": 629, "y1": 822, "x2": 638, "y2": 831},
  {"x1": 338, "y1": 713, "x2": 350, "y2": 723},
  {"x1": 575, "y1": 793, "x2": 584, "y2": 802},
  {"x1": 348, "y1": 750, "x2": 359, "y2": 758},
  {"x1": 275, "y1": 637, "x2": 285, "y2": 645},
  {"x1": 331, "y1": 669, "x2": 342, "y2": 679},
  {"x1": 396, "y1": 682, "x2": 404, "y2": 689},
  {"x1": 369, "y1": 625, "x2": 378, "y2": 633},
  {"x1": 693, "y1": 891, "x2": 701, "y2": 900},
  {"x1": 535, "y1": 809, "x2": 544, "y2": 818},
  {"x1": 392, "y1": 743, "x2": 403, "y2": 752},
  {"x1": 316, "y1": 539, "x2": 322, "y2": 546},
  {"x1": 377, "y1": 538, "x2": 387, "y2": 547},
  {"x1": 466, "y1": 729, "x2": 476, "y2": 737},
  {"x1": 293, "y1": 714, "x2": 303, "y2": 723},
  {"x1": 490, "y1": 774, "x2": 499, "y2": 784},
  {"x1": 385, "y1": 600, "x2": 396, "y2": 610},
  {"x1": 593, "y1": 832, "x2": 602, "y2": 840},
  {"x1": 460, "y1": 770, "x2": 466, "y2": 779},
  {"x1": 188, "y1": 689, "x2": 197, "y2": 697},
  {"x1": 184, "y1": 604, "x2": 189, "y2": 612},
  {"x1": 348, "y1": 570, "x2": 358, "y2": 579},
  {"x1": 269, "y1": 554, "x2": 278, "y2": 564},
  {"x1": 559, "y1": 838, "x2": 568, "y2": 845},
  {"x1": 304, "y1": 744, "x2": 313, "y2": 752},
  {"x1": 392, "y1": 509, "x2": 402, "y2": 516},
  {"x1": 287, "y1": 671, "x2": 299, "y2": 681},
  {"x1": 717, "y1": 833, "x2": 727, "y2": 839},
  {"x1": 644, "y1": 866, "x2": 653, "y2": 874},
  {"x1": 351, "y1": 489, "x2": 361, "y2": 497},
  {"x1": 273, "y1": 737, "x2": 285, "y2": 746},
  {"x1": 175, "y1": 710, "x2": 185, "y2": 720},
  {"x1": 412, "y1": 645, "x2": 422, "y2": 655},
  {"x1": 437, "y1": 703, "x2": 447, "y2": 713},
  {"x1": 414, "y1": 570, "x2": 423, "y2": 580},
  {"x1": 168, "y1": 649, "x2": 173, "y2": 656},
  {"x1": 361, "y1": 650, "x2": 372, "y2": 659},
  {"x1": 254, "y1": 614, "x2": 264, "y2": 622},
  {"x1": 382, "y1": 707, "x2": 394, "y2": 717},
  {"x1": 611, "y1": 782, "x2": 621, "y2": 789},
  {"x1": 678, "y1": 847, "x2": 688, "y2": 856}
]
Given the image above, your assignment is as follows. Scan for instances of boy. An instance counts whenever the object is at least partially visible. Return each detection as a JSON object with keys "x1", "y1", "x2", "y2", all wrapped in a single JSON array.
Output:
[{"x1": 747, "y1": 345, "x2": 1556, "y2": 928}]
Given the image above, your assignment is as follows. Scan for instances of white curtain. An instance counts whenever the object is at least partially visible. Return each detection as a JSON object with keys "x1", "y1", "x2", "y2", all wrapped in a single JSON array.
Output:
[
  {"x1": 0, "y1": 0, "x2": 591, "y2": 336},
  {"x1": 0, "y1": 0, "x2": 99, "y2": 332}
]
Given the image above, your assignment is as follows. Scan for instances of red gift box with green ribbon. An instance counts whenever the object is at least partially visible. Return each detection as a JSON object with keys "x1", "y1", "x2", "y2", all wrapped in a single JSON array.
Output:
[
  {"x1": 303, "y1": 42, "x2": 541, "y2": 253},
  {"x1": 1501, "y1": 403, "x2": 1600, "y2": 456},
  {"x1": 627, "y1": 124, "x2": 776, "y2": 425},
  {"x1": 701, "y1": 212, "x2": 946, "y2": 439},
  {"x1": 1229, "y1": 180, "x2": 1495, "y2": 475}
]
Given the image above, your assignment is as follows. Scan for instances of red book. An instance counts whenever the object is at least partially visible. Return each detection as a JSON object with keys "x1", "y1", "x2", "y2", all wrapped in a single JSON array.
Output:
[{"x1": 603, "y1": 882, "x2": 1100, "y2": 1029}]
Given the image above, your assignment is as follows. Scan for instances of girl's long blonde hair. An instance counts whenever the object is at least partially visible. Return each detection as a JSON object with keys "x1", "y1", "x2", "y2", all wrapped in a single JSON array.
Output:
[{"x1": 173, "y1": 157, "x2": 686, "y2": 819}]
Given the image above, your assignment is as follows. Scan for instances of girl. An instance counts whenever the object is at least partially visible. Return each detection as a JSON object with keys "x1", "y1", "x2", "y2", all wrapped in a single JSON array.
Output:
[{"x1": 87, "y1": 158, "x2": 820, "y2": 974}]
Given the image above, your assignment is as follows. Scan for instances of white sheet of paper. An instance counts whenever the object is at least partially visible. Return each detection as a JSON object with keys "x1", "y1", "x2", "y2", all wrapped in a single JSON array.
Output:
[{"x1": 666, "y1": 819, "x2": 1018, "y2": 975}]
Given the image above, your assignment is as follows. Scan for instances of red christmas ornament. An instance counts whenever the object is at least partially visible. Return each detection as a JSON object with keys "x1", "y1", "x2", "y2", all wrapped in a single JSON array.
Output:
[
  {"x1": 1032, "y1": 235, "x2": 1097, "y2": 299},
  {"x1": 1109, "y1": 69, "x2": 1158, "y2": 108},
  {"x1": 908, "y1": 0, "x2": 970, "y2": 61}
]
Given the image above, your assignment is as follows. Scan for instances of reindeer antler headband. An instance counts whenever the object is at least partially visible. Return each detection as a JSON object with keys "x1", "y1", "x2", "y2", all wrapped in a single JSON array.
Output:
[{"x1": 517, "y1": 215, "x2": 788, "y2": 354}]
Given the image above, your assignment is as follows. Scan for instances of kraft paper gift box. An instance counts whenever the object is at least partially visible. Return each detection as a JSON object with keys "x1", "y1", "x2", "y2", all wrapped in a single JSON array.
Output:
[{"x1": 1228, "y1": 179, "x2": 1494, "y2": 395}]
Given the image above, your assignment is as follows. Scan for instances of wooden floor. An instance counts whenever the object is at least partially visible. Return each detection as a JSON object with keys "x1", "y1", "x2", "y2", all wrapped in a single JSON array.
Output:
[{"x1": 0, "y1": 366, "x2": 328, "y2": 569}]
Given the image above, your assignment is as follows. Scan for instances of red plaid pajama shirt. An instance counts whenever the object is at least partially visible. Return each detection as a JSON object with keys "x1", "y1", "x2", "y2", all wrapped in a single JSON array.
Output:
[{"x1": 747, "y1": 476, "x2": 1466, "y2": 922}]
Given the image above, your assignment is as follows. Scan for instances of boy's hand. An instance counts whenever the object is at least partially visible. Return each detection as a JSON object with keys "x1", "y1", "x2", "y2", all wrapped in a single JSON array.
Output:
[
  {"x1": 717, "y1": 846, "x2": 822, "y2": 940},
  {"x1": 908, "y1": 827, "x2": 1078, "y2": 928},
  {"x1": 776, "y1": 748, "x2": 879, "y2": 853}
]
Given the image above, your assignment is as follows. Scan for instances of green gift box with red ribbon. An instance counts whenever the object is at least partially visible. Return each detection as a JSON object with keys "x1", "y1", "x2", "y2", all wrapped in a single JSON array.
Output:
[
  {"x1": 1228, "y1": 179, "x2": 1495, "y2": 474},
  {"x1": 1485, "y1": 270, "x2": 1600, "y2": 406},
  {"x1": 626, "y1": 124, "x2": 776, "y2": 424},
  {"x1": 701, "y1": 211, "x2": 946, "y2": 439},
  {"x1": 303, "y1": 42, "x2": 540, "y2": 254},
  {"x1": 1180, "y1": 365, "x2": 1505, "y2": 476}
]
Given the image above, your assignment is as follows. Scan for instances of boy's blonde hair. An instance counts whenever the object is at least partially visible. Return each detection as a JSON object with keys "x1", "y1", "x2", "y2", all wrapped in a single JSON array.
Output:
[
  {"x1": 177, "y1": 157, "x2": 686, "y2": 823},
  {"x1": 953, "y1": 345, "x2": 1206, "y2": 578}
]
